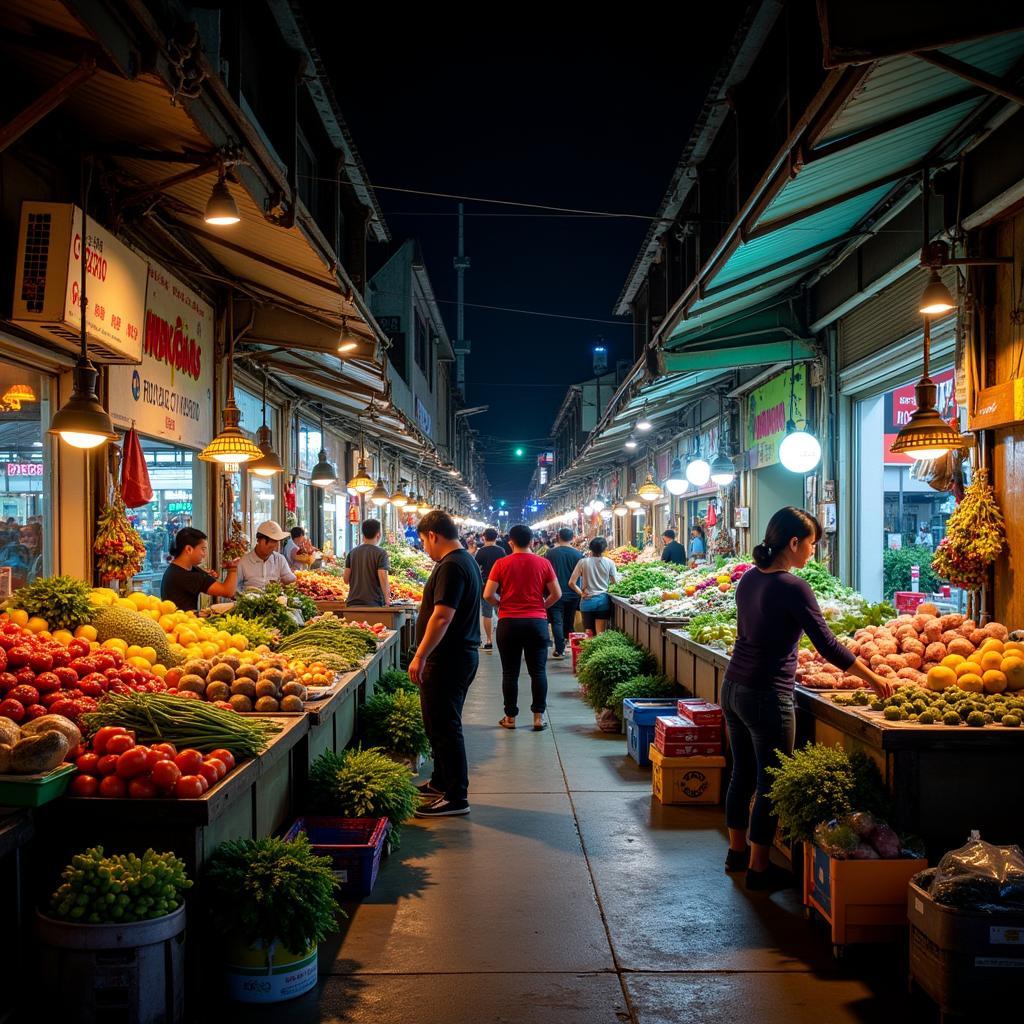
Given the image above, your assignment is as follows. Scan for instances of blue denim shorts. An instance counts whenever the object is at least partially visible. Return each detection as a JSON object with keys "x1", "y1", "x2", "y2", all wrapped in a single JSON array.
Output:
[{"x1": 480, "y1": 598, "x2": 494, "y2": 619}]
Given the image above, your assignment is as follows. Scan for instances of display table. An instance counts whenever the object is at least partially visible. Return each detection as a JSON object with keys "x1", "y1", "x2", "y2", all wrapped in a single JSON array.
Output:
[
  {"x1": 611, "y1": 597, "x2": 680, "y2": 672},
  {"x1": 663, "y1": 628, "x2": 731, "y2": 704},
  {"x1": 341, "y1": 605, "x2": 415, "y2": 660},
  {"x1": 796, "y1": 687, "x2": 1024, "y2": 855}
]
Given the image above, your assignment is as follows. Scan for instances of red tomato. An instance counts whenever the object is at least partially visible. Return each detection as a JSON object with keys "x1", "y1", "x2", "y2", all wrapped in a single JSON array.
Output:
[
  {"x1": 0, "y1": 672, "x2": 16, "y2": 692},
  {"x1": 50, "y1": 649, "x2": 70, "y2": 669},
  {"x1": 50, "y1": 698, "x2": 81, "y2": 720},
  {"x1": 145, "y1": 748, "x2": 171, "y2": 772},
  {"x1": 92, "y1": 726, "x2": 126, "y2": 755},
  {"x1": 208, "y1": 749, "x2": 236, "y2": 771},
  {"x1": 174, "y1": 775, "x2": 204, "y2": 799},
  {"x1": 0, "y1": 648, "x2": 6, "y2": 672},
  {"x1": 128, "y1": 776, "x2": 158, "y2": 799},
  {"x1": 150, "y1": 760, "x2": 181, "y2": 793},
  {"x1": 55, "y1": 666, "x2": 80, "y2": 687},
  {"x1": 69, "y1": 775, "x2": 99, "y2": 797},
  {"x1": 33, "y1": 672, "x2": 61, "y2": 694},
  {"x1": 98, "y1": 775, "x2": 127, "y2": 798},
  {"x1": 76, "y1": 752, "x2": 100, "y2": 775},
  {"x1": 96, "y1": 754, "x2": 120, "y2": 776},
  {"x1": 28, "y1": 651, "x2": 53, "y2": 673},
  {"x1": 69, "y1": 657, "x2": 97, "y2": 676},
  {"x1": 197, "y1": 761, "x2": 221, "y2": 787},
  {"x1": 25, "y1": 704, "x2": 48, "y2": 720},
  {"x1": 174, "y1": 749, "x2": 204, "y2": 774},
  {"x1": 115, "y1": 747, "x2": 150, "y2": 778},
  {"x1": 151, "y1": 742, "x2": 177, "y2": 759},
  {"x1": 204, "y1": 757, "x2": 228, "y2": 780},
  {"x1": 67, "y1": 638, "x2": 91, "y2": 658},
  {"x1": 42, "y1": 692, "x2": 64, "y2": 708},
  {"x1": 9, "y1": 684, "x2": 39, "y2": 706},
  {"x1": 105, "y1": 734, "x2": 135, "y2": 756},
  {"x1": 67, "y1": 744, "x2": 86, "y2": 761},
  {"x1": 103, "y1": 667, "x2": 121, "y2": 681},
  {"x1": 0, "y1": 698, "x2": 25, "y2": 722},
  {"x1": 79, "y1": 681, "x2": 103, "y2": 698},
  {"x1": 14, "y1": 669, "x2": 37, "y2": 688},
  {"x1": 6, "y1": 646, "x2": 32, "y2": 668}
]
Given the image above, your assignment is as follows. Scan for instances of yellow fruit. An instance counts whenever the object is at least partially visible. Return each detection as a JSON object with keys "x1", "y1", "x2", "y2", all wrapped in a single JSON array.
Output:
[
  {"x1": 926, "y1": 666, "x2": 957, "y2": 691},
  {"x1": 51, "y1": 630, "x2": 74, "y2": 646},
  {"x1": 176, "y1": 629, "x2": 197, "y2": 646},
  {"x1": 27, "y1": 617, "x2": 49, "y2": 634},
  {"x1": 967, "y1": 652, "x2": 983, "y2": 665},
  {"x1": 140, "y1": 646, "x2": 158, "y2": 663},
  {"x1": 980, "y1": 638, "x2": 1004, "y2": 655},
  {"x1": 103, "y1": 638, "x2": 128, "y2": 652},
  {"x1": 158, "y1": 600, "x2": 176, "y2": 615},
  {"x1": 1003, "y1": 657, "x2": 1024, "y2": 692},
  {"x1": 230, "y1": 635, "x2": 248, "y2": 651},
  {"x1": 941, "y1": 654, "x2": 965, "y2": 670},
  {"x1": 200, "y1": 641, "x2": 219, "y2": 659},
  {"x1": 75, "y1": 624, "x2": 98, "y2": 641},
  {"x1": 981, "y1": 651, "x2": 1004, "y2": 673},
  {"x1": 151, "y1": 663, "x2": 167, "y2": 678},
  {"x1": 983, "y1": 669, "x2": 1008, "y2": 694},
  {"x1": 126, "y1": 645, "x2": 143, "y2": 659},
  {"x1": 955, "y1": 662, "x2": 977, "y2": 678},
  {"x1": 1002, "y1": 642, "x2": 1024, "y2": 656},
  {"x1": 159, "y1": 615, "x2": 176, "y2": 632},
  {"x1": 115, "y1": 598, "x2": 136, "y2": 610},
  {"x1": 958, "y1": 673, "x2": 984, "y2": 693},
  {"x1": 89, "y1": 641, "x2": 101, "y2": 652},
  {"x1": 128, "y1": 656, "x2": 151, "y2": 671},
  {"x1": 129, "y1": 592, "x2": 149, "y2": 607},
  {"x1": 8, "y1": 609, "x2": 28, "y2": 627}
]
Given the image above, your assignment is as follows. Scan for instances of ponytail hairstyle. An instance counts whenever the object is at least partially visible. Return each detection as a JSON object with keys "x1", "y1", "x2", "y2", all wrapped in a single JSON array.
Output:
[
  {"x1": 170, "y1": 527, "x2": 208, "y2": 558},
  {"x1": 752, "y1": 507, "x2": 822, "y2": 569},
  {"x1": 588, "y1": 536, "x2": 608, "y2": 556}
]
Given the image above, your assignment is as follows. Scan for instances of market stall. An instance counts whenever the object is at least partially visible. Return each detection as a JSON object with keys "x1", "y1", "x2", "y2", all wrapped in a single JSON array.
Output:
[{"x1": 664, "y1": 628, "x2": 731, "y2": 705}]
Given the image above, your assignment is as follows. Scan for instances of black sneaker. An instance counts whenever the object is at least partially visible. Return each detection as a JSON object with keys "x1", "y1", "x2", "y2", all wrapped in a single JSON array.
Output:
[
  {"x1": 415, "y1": 798, "x2": 470, "y2": 818},
  {"x1": 725, "y1": 847, "x2": 750, "y2": 872},
  {"x1": 745, "y1": 863, "x2": 792, "y2": 891},
  {"x1": 416, "y1": 780, "x2": 443, "y2": 798},
  {"x1": 482, "y1": 643, "x2": 493, "y2": 652},
  {"x1": 551, "y1": 652, "x2": 565, "y2": 660}
]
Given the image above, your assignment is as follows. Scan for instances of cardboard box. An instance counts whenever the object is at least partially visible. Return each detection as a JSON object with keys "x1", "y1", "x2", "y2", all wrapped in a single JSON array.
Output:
[
  {"x1": 653, "y1": 739, "x2": 723, "y2": 758},
  {"x1": 654, "y1": 715, "x2": 721, "y2": 743},
  {"x1": 676, "y1": 699, "x2": 723, "y2": 725},
  {"x1": 649, "y1": 746, "x2": 726, "y2": 805}
]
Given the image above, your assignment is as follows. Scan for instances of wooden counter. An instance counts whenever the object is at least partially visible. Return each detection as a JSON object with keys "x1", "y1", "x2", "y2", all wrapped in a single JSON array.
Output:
[
  {"x1": 796, "y1": 687, "x2": 1024, "y2": 855},
  {"x1": 610, "y1": 597, "x2": 684, "y2": 672},
  {"x1": 663, "y1": 628, "x2": 731, "y2": 704},
  {"x1": 342, "y1": 605, "x2": 416, "y2": 661}
]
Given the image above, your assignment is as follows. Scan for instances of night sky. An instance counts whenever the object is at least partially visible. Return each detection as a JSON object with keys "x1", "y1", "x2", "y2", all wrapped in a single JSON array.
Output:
[{"x1": 310, "y1": 9, "x2": 750, "y2": 510}]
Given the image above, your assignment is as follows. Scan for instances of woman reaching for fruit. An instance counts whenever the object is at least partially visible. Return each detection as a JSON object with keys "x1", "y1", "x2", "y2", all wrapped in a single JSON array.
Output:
[
  {"x1": 160, "y1": 528, "x2": 238, "y2": 612},
  {"x1": 721, "y1": 507, "x2": 893, "y2": 891}
]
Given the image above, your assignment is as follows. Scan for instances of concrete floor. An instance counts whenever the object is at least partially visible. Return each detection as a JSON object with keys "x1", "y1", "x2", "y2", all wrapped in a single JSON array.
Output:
[{"x1": 230, "y1": 649, "x2": 938, "y2": 1024}]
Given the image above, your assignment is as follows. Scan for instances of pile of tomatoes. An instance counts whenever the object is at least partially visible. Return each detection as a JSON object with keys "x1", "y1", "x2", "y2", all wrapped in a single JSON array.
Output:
[
  {"x1": 69, "y1": 727, "x2": 237, "y2": 800},
  {"x1": 0, "y1": 622, "x2": 167, "y2": 727}
]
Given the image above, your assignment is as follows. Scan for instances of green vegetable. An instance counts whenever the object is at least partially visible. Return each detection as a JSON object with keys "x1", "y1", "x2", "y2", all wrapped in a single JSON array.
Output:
[
  {"x1": 608, "y1": 565, "x2": 681, "y2": 597},
  {"x1": 608, "y1": 674, "x2": 677, "y2": 722},
  {"x1": 377, "y1": 669, "x2": 418, "y2": 695},
  {"x1": 49, "y1": 847, "x2": 191, "y2": 923},
  {"x1": 5, "y1": 574, "x2": 94, "y2": 630},
  {"x1": 205, "y1": 835, "x2": 341, "y2": 952},
  {"x1": 360, "y1": 690, "x2": 430, "y2": 757},
  {"x1": 575, "y1": 631, "x2": 634, "y2": 674},
  {"x1": 207, "y1": 613, "x2": 278, "y2": 648},
  {"x1": 276, "y1": 620, "x2": 378, "y2": 671},
  {"x1": 310, "y1": 748, "x2": 419, "y2": 847},
  {"x1": 82, "y1": 691, "x2": 281, "y2": 756},
  {"x1": 792, "y1": 561, "x2": 854, "y2": 600},
  {"x1": 219, "y1": 589, "x2": 302, "y2": 637},
  {"x1": 578, "y1": 645, "x2": 655, "y2": 712}
]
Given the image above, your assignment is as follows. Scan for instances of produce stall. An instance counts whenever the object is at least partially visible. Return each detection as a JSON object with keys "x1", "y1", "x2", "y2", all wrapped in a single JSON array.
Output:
[
  {"x1": 610, "y1": 596, "x2": 676, "y2": 672},
  {"x1": 664, "y1": 628, "x2": 731, "y2": 705}
]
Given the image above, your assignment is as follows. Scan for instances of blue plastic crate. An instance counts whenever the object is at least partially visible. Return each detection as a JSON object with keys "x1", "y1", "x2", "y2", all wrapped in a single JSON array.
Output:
[
  {"x1": 284, "y1": 816, "x2": 391, "y2": 899},
  {"x1": 623, "y1": 699, "x2": 678, "y2": 766}
]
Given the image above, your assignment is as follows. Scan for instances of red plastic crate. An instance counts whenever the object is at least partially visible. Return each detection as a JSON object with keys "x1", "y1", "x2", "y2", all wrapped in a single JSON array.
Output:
[{"x1": 284, "y1": 816, "x2": 390, "y2": 899}]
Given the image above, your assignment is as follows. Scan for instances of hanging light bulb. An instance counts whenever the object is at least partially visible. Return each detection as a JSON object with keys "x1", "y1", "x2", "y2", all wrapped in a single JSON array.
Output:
[
  {"x1": 710, "y1": 452, "x2": 736, "y2": 486},
  {"x1": 612, "y1": 496, "x2": 629, "y2": 517},
  {"x1": 369, "y1": 478, "x2": 390, "y2": 506},
  {"x1": 591, "y1": 495, "x2": 606, "y2": 513},
  {"x1": 624, "y1": 492, "x2": 643, "y2": 510},
  {"x1": 583, "y1": 501, "x2": 595, "y2": 516},
  {"x1": 337, "y1": 316, "x2": 359, "y2": 354},
  {"x1": 779, "y1": 425, "x2": 822, "y2": 473},
  {"x1": 685, "y1": 450, "x2": 711, "y2": 487},
  {"x1": 664, "y1": 457, "x2": 688, "y2": 496},
  {"x1": 637, "y1": 472, "x2": 662, "y2": 502},
  {"x1": 919, "y1": 269, "x2": 954, "y2": 316},
  {"x1": 249, "y1": 374, "x2": 284, "y2": 476},
  {"x1": 390, "y1": 481, "x2": 410, "y2": 508},
  {"x1": 636, "y1": 406, "x2": 653, "y2": 431},
  {"x1": 345, "y1": 427, "x2": 373, "y2": 493},
  {"x1": 624, "y1": 435, "x2": 639, "y2": 450},
  {"x1": 308, "y1": 407, "x2": 337, "y2": 487},
  {"x1": 204, "y1": 171, "x2": 240, "y2": 226},
  {"x1": 418, "y1": 494, "x2": 433, "y2": 516}
]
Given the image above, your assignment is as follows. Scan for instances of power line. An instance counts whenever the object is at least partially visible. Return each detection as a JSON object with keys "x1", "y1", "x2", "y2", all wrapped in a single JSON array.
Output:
[{"x1": 434, "y1": 298, "x2": 629, "y2": 326}]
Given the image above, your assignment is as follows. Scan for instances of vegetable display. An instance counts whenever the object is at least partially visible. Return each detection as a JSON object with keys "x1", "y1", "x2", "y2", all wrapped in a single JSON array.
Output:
[
  {"x1": 831, "y1": 681, "x2": 1024, "y2": 728},
  {"x1": 608, "y1": 565, "x2": 681, "y2": 598},
  {"x1": 276, "y1": 619, "x2": 378, "y2": 673},
  {"x1": 932, "y1": 466, "x2": 1006, "y2": 591},
  {"x1": 2, "y1": 575, "x2": 94, "y2": 632},
  {"x1": 293, "y1": 570, "x2": 347, "y2": 601},
  {"x1": 94, "y1": 493, "x2": 148, "y2": 585},
  {"x1": 202, "y1": 614, "x2": 278, "y2": 650},
  {"x1": 164, "y1": 652, "x2": 312, "y2": 713},
  {"x1": 48, "y1": 847, "x2": 192, "y2": 923},
  {"x1": 359, "y1": 689, "x2": 430, "y2": 758},
  {"x1": 81, "y1": 691, "x2": 282, "y2": 756},
  {"x1": 216, "y1": 588, "x2": 302, "y2": 637}
]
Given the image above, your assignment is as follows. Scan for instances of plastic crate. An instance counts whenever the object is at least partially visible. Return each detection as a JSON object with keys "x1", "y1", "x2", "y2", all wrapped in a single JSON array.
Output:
[
  {"x1": 569, "y1": 633, "x2": 589, "y2": 673},
  {"x1": 623, "y1": 698, "x2": 679, "y2": 767},
  {"x1": 284, "y1": 816, "x2": 390, "y2": 899},
  {"x1": 0, "y1": 764, "x2": 75, "y2": 807}
]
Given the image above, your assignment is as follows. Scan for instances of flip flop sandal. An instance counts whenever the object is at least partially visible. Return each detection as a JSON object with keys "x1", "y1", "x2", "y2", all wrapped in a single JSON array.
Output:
[{"x1": 498, "y1": 717, "x2": 516, "y2": 729}]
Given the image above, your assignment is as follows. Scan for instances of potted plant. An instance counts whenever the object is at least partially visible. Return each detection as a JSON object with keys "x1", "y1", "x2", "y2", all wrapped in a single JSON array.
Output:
[
  {"x1": 205, "y1": 834, "x2": 341, "y2": 1004},
  {"x1": 577, "y1": 636, "x2": 655, "y2": 732},
  {"x1": 767, "y1": 743, "x2": 924, "y2": 956},
  {"x1": 310, "y1": 747, "x2": 419, "y2": 848},
  {"x1": 359, "y1": 689, "x2": 431, "y2": 770}
]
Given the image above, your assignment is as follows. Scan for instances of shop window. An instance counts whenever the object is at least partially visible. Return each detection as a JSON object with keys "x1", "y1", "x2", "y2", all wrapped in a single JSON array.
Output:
[
  {"x1": 0, "y1": 366, "x2": 52, "y2": 592},
  {"x1": 414, "y1": 313, "x2": 428, "y2": 377},
  {"x1": 855, "y1": 366, "x2": 958, "y2": 606}
]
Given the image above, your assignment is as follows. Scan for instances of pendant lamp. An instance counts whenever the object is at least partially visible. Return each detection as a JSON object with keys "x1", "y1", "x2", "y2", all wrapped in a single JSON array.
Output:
[
  {"x1": 346, "y1": 427, "x2": 374, "y2": 493},
  {"x1": 638, "y1": 471, "x2": 662, "y2": 502},
  {"x1": 249, "y1": 373, "x2": 284, "y2": 477},
  {"x1": 612, "y1": 493, "x2": 629, "y2": 516},
  {"x1": 204, "y1": 171, "x2": 240, "y2": 226},
  {"x1": 665, "y1": 456, "x2": 688, "y2": 496},
  {"x1": 310, "y1": 408, "x2": 338, "y2": 487},
  {"x1": 624, "y1": 491, "x2": 643, "y2": 510},
  {"x1": 337, "y1": 316, "x2": 359, "y2": 354},
  {"x1": 390, "y1": 480, "x2": 409, "y2": 508},
  {"x1": 778, "y1": 344, "x2": 822, "y2": 474},
  {"x1": 709, "y1": 393, "x2": 736, "y2": 486}
]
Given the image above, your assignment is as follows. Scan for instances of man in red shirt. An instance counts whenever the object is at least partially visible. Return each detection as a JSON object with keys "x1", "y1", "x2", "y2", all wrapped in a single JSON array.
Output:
[{"x1": 483, "y1": 524, "x2": 562, "y2": 731}]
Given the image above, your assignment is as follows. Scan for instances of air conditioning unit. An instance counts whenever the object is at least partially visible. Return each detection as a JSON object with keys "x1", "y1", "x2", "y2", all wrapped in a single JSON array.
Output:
[{"x1": 11, "y1": 202, "x2": 146, "y2": 364}]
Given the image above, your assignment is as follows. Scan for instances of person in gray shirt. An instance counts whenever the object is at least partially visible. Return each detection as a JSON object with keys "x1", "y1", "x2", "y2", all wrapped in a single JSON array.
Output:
[{"x1": 344, "y1": 519, "x2": 391, "y2": 606}]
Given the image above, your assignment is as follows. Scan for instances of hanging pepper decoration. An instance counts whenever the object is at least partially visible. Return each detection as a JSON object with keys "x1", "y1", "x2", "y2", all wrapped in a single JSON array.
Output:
[
  {"x1": 94, "y1": 490, "x2": 147, "y2": 587},
  {"x1": 931, "y1": 466, "x2": 1005, "y2": 591}
]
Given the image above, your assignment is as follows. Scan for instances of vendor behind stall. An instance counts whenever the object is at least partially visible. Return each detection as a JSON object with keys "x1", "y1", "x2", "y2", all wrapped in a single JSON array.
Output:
[
  {"x1": 160, "y1": 528, "x2": 238, "y2": 611},
  {"x1": 236, "y1": 521, "x2": 297, "y2": 593}
]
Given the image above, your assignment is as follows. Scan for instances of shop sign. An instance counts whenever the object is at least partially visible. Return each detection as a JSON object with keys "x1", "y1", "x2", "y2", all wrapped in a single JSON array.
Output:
[
  {"x1": 108, "y1": 264, "x2": 213, "y2": 448},
  {"x1": 5, "y1": 463, "x2": 43, "y2": 477},
  {"x1": 415, "y1": 396, "x2": 432, "y2": 437},
  {"x1": 744, "y1": 366, "x2": 807, "y2": 469},
  {"x1": 166, "y1": 501, "x2": 192, "y2": 513},
  {"x1": 884, "y1": 369, "x2": 956, "y2": 465}
]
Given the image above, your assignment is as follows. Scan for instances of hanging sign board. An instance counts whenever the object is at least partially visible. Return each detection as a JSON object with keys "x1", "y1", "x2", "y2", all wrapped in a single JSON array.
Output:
[
  {"x1": 744, "y1": 367, "x2": 807, "y2": 469},
  {"x1": 885, "y1": 369, "x2": 956, "y2": 464},
  {"x1": 108, "y1": 263, "x2": 214, "y2": 448}
]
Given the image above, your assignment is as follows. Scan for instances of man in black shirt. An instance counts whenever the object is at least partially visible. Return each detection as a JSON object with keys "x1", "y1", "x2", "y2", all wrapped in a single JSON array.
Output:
[
  {"x1": 661, "y1": 529, "x2": 687, "y2": 566},
  {"x1": 544, "y1": 527, "x2": 583, "y2": 658},
  {"x1": 474, "y1": 528, "x2": 505, "y2": 652},
  {"x1": 160, "y1": 528, "x2": 238, "y2": 611},
  {"x1": 410, "y1": 511, "x2": 482, "y2": 818}
]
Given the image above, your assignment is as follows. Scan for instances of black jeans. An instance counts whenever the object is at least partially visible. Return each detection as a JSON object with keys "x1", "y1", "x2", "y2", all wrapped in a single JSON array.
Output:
[
  {"x1": 720, "y1": 678, "x2": 796, "y2": 846},
  {"x1": 496, "y1": 617, "x2": 549, "y2": 717},
  {"x1": 546, "y1": 597, "x2": 579, "y2": 655},
  {"x1": 419, "y1": 649, "x2": 479, "y2": 803}
]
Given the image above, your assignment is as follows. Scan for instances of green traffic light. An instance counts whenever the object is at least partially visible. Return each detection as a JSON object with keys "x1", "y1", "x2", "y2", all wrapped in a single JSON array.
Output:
[{"x1": 514, "y1": 447, "x2": 524, "y2": 457}]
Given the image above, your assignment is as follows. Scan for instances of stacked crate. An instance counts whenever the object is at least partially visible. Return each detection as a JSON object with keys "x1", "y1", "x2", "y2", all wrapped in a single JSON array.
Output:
[{"x1": 650, "y1": 700, "x2": 726, "y2": 805}]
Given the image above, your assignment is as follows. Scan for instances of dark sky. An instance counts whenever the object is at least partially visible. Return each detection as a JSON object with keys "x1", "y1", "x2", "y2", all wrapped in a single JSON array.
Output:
[{"x1": 309, "y1": 10, "x2": 750, "y2": 509}]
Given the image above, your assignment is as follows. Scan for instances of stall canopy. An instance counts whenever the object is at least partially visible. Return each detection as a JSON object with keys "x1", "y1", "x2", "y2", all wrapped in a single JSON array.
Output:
[{"x1": 659, "y1": 29, "x2": 1024, "y2": 368}]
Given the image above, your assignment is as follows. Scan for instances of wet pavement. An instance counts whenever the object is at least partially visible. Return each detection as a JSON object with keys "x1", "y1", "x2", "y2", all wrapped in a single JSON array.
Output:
[{"x1": 260, "y1": 646, "x2": 937, "y2": 1023}]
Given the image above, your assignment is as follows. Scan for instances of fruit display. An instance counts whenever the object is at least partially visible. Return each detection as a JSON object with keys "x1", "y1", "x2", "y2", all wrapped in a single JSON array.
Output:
[
  {"x1": 687, "y1": 611, "x2": 737, "y2": 651},
  {"x1": 1, "y1": 575, "x2": 95, "y2": 632},
  {"x1": 212, "y1": 586, "x2": 303, "y2": 637},
  {"x1": 276, "y1": 618, "x2": 379, "y2": 673},
  {"x1": 388, "y1": 576, "x2": 423, "y2": 603},
  {"x1": 0, "y1": 713, "x2": 79, "y2": 774},
  {"x1": 293, "y1": 570, "x2": 347, "y2": 601},
  {"x1": 93, "y1": 606, "x2": 182, "y2": 668},
  {"x1": 48, "y1": 847, "x2": 192, "y2": 922},
  {"x1": 94, "y1": 493, "x2": 148, "y2": 585},
  {"x1": 830, "y1": 682, "x2": 1024, "y2": 728},
  {"x1": 164, "y1": 651, "x2": 310, "y2": 713},
  {"x1": 608, "y1": 564, "x2": 682, "y2": 598},
  {"x1": 70, "y1": 726, "x2": 241, "y2": 799},
  {"x1": 383, "y1": 542, "x2": 434, "y2": 584},
  {"x1": 932, "y1": 466, "x2": 1005, "y2": 591},
  {"x1": 607, "y1": 545, "x2": 640, "y2": 565},
  {"x1": 0, "y1": 619, "x2": 168, "y2": 725},
  {"x1": 222, "y1": 518, "x2": 249, "y2": 562},
  {"x1": 200, "y1": 613, "x2": 278, "y2": 650},
  {"x1": 82, "y1": 691, "x2": 282, "y2": 756}
]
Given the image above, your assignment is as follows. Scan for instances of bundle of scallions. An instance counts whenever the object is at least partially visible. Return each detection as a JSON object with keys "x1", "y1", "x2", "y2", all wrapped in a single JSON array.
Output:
[{"x1": 82, "y1": 692, "x2": 282, "y2": 757}]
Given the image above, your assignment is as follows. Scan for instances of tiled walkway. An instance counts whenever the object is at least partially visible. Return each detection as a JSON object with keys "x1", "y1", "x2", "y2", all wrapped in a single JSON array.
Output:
[{"x1": 268, "y1": 648, "x2": 933, "y2": 1023}]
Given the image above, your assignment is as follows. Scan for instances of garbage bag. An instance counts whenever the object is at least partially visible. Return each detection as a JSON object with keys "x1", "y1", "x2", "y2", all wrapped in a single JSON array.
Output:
[{"x1": 930, "y1": 835, "x2": 1024, "y2": 913}]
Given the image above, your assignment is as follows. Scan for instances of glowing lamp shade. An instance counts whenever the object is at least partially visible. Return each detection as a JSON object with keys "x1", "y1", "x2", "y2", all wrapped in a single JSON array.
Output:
[
  {"x1": 204, "y1": 176, "x2": 240, "y2": 226},
  {"x1": 199, "y1": 400, "x2": 263, "y2": 463},
  {"x1": 249, "y1": 425, "x2": 284, "y2": 476},
  {"x1": 591, "y1": 495, "x2": 606, "y2": 512},
  {"x1": 369, "y1": 479, "x2": 391, "y2": 506},
  {"x1": 664, "y1": 457, "x2": 688, "y2": 496},
  {"x1": 624, "y1": 492, "x2": 643, "y2": 510},
  {"x1": 710, "y1": 452, "x2": 735, "y2": 487},
  {"x1": 636, "y1": 412, "x2": 652, "y2": 431},
  {"x1": 612, "y1": 500, "x2": 629, "y2": 517},
  {"x1": 48, "y1": 362, "x2": 116, "y2": 449},
  {"x1": 583, "y1": 502, "x2": 594, "y2": 516},
  {"x1": 637, "y1": 473, "x2": 662, "y2": 502},
  {"x1": 889, "y1": 376, "x2": 965, "y2": 462},
  {"x1": 346, "y1": 459, "x2": 373, "y2": 493},
  {"x1": 779, "y1": 424, "x2": 822, "y2": 473},
  {"x1": 310, "y1": 450, "x2": 338, "y2": 487},
  {"x1": 685, "y1": 455, "x2": 711, "y2": 487},
  {"x1": 390, "y1": 486, "x2": 409, "y2": 508},
  {"x1": 418, "y1": 498, "x2": 433, "y2": 516},
  {"x1": 919, "y1": 270, "x2": 954, "y2": 316},
  {"x1": 624, "y1": 435, "x2": 638, "y2": 450}
]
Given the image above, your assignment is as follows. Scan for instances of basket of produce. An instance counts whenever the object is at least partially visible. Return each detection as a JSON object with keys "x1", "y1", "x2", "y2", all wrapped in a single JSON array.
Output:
[{"x1": 0, "y1": 713, "x2": 81, "y2": 804}]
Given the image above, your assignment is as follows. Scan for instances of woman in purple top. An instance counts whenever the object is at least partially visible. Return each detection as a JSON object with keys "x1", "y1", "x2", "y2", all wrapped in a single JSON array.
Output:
[{"x1": 722, "y1": 507, "x2": 892, "y2": 890}]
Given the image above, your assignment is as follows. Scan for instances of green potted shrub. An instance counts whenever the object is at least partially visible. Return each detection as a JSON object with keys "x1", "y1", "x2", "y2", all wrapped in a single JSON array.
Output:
[
  {"x1": 360, "y1": 689, "x2": 431, "y2": 769},
  {"x1": 310, "y1": 747, "x2": 419, "y2": 847},
  {"x1": 608, "y1": 674, "x2": 678, "y2": 724},
  {"x1": 205, "y1": 835, "x2": 341, "y2": 1004},
  {"x1": 578, "y1": 641, "x2": 655, "y2": 731},
  {"x1": 376, "y1": 669, "x2": 418, "y2": 695}
]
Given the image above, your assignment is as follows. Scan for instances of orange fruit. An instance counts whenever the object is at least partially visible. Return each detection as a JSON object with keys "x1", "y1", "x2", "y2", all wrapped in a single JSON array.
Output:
[
  {"x1": 958, "y1": 673, "x2": 984, "y2": 693},
  {"x1": 983, "y1": 669, "x2": 1008, "y2": 694},
  {"x1": 980, "y1": 651, "x2": 1004, "y2": 672}
]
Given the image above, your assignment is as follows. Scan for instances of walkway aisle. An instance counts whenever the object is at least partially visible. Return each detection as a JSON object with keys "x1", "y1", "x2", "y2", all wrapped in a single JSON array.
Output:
[{"x1": 287, "y1": 652, "x2": 928, "y2": 1024}]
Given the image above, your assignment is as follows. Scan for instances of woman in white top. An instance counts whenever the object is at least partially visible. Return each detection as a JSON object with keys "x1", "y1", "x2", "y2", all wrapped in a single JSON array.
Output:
[{"x1": 568, "y1": 536, "x2": 618, "y2": 635}]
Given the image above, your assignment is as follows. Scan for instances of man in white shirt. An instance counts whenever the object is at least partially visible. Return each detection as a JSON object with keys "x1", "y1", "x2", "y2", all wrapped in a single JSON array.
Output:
[{"x1": 236, "y1": 520, "x2": 297, "y2": 593}]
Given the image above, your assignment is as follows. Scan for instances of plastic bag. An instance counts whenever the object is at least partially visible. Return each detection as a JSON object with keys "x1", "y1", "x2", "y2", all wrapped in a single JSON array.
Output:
[
  {"x1": 120, "y1": 426, "x2": 153, "y2": 508},
  {"x1": 930, "y1": 834, "x2": 1024, "y2": 913},
  {"x1": 814, "y1": 812, "x2": 909, "y2": 860}
]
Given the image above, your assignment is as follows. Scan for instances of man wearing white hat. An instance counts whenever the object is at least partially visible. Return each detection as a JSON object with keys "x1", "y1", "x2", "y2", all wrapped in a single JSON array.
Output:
[{"x1": 236, "y1": 520, "x2": 298, "y2": 593}]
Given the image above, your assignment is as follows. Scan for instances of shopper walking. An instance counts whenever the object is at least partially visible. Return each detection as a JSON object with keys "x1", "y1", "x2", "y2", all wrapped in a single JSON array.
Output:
[
  {"x1": 568, "y1": 536, "x2": 618, "y2": 635},
  {"x1": 722, "y1": 507, "x2": 893, "y2": 890},
  {"x1": 545, "y1": 527, "x2": 582, "y2": 659},
  {"x1": 474, "y1": 528, "x2": 505, "y2": 652},
  {"x1": 409, "y1": 511, "x2": 482, "y2": 818},
  {"x1": 661, "y1": 529, "x2": 687, "y2": 565},
  {"x1": 344, "y1": 519, "x2": 391, "y2": 607},
  {"x1": 484, "y1": 523, "x2": 561, "y2": 731}
]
